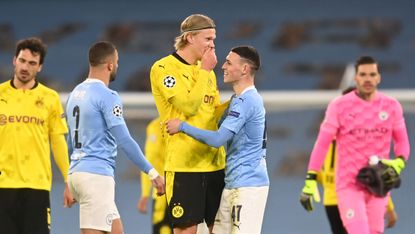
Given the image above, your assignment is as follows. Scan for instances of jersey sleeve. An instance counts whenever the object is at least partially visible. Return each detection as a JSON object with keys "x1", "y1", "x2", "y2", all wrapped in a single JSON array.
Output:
[
  {"x1": 307, "y1": 101, "x2": 338, "y2": 172},
  {"x1": 391, "y1": 100, "x2": 410, "y2": 159},
  {"x1": 319, "y1": 99, "x2": 339, "y2": 134},
  {"x1": 101, "y1": 91, "x2": 126, "y2": 129},
  {"x1": 151, "y1": 61, "x2": 181, "y2": 100},
  {"x1": 49, "y1": 91, "x2": 68, "y2": 135},
  {"x1": 220, "y1": 97, "x2": 247, "y2": 134}
]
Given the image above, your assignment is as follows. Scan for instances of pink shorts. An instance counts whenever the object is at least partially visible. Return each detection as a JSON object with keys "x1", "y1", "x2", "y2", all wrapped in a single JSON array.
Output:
[{"x1": 337, "y1": 185, "x2": 388, "y2": 233}]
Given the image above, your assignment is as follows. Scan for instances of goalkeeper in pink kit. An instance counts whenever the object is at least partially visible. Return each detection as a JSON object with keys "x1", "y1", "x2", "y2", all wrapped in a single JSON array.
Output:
[{"x1": 300, "y1": 56, "x2": 410, "y2": 234}]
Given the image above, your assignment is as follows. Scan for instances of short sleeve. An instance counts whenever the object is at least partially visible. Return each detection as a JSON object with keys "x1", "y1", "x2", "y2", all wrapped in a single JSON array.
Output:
[{"x1": 151, "y1": 62, "x2": 182, "y2": 100}]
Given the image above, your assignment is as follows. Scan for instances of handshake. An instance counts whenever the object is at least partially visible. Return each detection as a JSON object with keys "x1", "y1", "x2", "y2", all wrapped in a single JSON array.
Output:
[{"x1": 299, "y1": 157, "x2": 406, "y2": 212}]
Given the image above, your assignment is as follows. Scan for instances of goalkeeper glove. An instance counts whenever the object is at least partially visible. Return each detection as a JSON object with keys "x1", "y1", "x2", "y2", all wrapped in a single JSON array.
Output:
[
  {"x1": 300, "y1": 171, "x2": 320, "y2": 212},
  {"x1": 380, "y1": 156, "x2": 406, "y2": 175}
]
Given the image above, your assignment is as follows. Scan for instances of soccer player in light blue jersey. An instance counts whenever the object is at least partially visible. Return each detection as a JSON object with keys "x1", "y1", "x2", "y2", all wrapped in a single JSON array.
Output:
[
  {"x1": 166, "y1": 46, "x2": 269, "y2": 234},
  {"x1": 66, "y1": 41, "x2": 165, "y2": 234}
]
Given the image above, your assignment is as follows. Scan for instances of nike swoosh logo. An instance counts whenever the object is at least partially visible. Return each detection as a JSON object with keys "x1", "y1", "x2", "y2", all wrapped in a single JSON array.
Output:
[
  {"x1": 0, "y1": 99, "x2": 7, "y2": 104},
  {"x1": 183, "y1": 74, "x2": 189, "y2": 79},
  {"x1": 158, "y1": 65, "x2": 165, "y2": 69}
]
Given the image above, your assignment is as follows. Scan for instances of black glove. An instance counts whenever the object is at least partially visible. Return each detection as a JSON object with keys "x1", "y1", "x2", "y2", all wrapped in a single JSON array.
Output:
[{"x1": 357, "y1": 162, "x2": 401, "y2": 197}]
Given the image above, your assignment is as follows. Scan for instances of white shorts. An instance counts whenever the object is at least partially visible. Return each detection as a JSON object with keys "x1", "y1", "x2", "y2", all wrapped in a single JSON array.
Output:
[
  {"x1": 212, "y1": 186, "x2": 269, "y2": 234},
  {"x1": 68, "y1": 172, "x2": 120, "y2": 232}
]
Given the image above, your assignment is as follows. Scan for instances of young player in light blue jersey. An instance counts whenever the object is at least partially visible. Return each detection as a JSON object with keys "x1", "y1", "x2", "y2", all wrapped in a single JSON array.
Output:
[
  {"x1": 166, "y1": 46, "x2": 268, "y2": 234},
  {"x1": 66, "y1": 41, "x2": 165, "y2": 234}
]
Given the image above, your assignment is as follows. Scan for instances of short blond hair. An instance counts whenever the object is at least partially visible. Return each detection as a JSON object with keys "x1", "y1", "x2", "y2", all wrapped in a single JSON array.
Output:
[{"x1": 174, "y1": 14, "x2": 215, "y2": 50}]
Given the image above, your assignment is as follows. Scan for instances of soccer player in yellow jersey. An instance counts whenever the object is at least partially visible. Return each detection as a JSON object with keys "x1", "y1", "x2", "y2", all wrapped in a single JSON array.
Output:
[
  {"x1": 319, "y1": 140, "x2": 398, "y2": 234},
  {"x1": 0, "y1": 37, "x2": 75, "y2": 234},
  {"x1": 150, "y1": 14, "x2": 226, "y2": 234},
  {"x1": 138, "y1": 117, "x2": 172, "y2": 234}
]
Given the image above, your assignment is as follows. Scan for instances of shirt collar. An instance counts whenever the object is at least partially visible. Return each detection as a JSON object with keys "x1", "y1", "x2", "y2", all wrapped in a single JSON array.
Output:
[
  {"x1": 85, "y1": 78, "x2": 105, "y2": 86},
  {"x1": 239, "y1": 85, "x2": 256, "y2": 96}
]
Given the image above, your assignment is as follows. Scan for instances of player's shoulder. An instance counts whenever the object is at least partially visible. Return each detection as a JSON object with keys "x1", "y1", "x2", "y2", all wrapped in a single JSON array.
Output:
[
  {"x1": 99, "y1": 86, "x2": 120, "y2": 102},
  {"x1": 87, "y1": 81, "x2": 118, "y2": 96},
  {"x1": 151, "y1": 54, "x2": 175, "y2": 71},
  {"x1": 36, "y1": 82, "x2": 61, "y2": 99},
  {"x1": 329, "y1": 91, "x2": 354, "y2": 106},
  {"x1": 238, "y1": 88, "x2": 263, "y2": 105},
  {"x1": 377, "y1": 91, "x2": 399, "y2": 103},
  {"x1": 0, "y1": 80, "x2": 10, "y2": 90},
  {"x1": 147, "y1": 118, "x2": 161, "y2": 133}
]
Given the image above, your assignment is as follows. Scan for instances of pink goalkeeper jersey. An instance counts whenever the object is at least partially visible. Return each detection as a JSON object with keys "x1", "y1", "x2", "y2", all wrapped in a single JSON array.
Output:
[{"x1": 309, "y1": 91, "x2": 409, "y2": 191}]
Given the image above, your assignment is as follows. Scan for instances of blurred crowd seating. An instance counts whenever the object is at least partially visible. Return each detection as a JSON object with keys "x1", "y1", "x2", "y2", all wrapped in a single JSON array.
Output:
[
  {"x1": 1, "y1": 1, "x2": 414, "y2": 92},
  {"x1": 2, "y1": 0, "x2": 415, "y2": 176}
]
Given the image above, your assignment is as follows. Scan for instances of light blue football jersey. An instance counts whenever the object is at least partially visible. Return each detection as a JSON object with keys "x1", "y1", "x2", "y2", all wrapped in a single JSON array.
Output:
[
  {"x1": 66, "y1": 79, "x2": 125, "y2": 177},
  {"x1": 221, "y1": 87, "x2": 269, "y2": 189}
]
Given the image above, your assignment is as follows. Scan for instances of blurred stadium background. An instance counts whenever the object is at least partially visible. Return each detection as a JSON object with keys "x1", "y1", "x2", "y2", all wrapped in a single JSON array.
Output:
[{"x1": 1, "y1": 0, "x2": 415, "y2": 233}]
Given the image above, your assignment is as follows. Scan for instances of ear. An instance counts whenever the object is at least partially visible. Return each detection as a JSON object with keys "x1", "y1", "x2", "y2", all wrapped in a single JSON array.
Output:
[
  {"x1": 13, "y1": 56, "x2": 16, "y2": 66},
  {"x1": 37, "y1": 64, "x2": 43, "y2": 72},
  {"x1": 186, "y1": 33, "x2": 194, "y2": 44},
  {"x1": 242, "y1": 63, "x2": 249, "y2": 75},
  {"x1": 107, "y1": 62, "x2": 114, "y2": 72}
]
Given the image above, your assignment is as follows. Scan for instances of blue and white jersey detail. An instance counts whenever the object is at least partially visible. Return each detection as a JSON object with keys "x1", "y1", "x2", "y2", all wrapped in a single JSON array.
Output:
[
  {"x1": 66, "y1": 79, "x2": 125, "y2": 177},
  {"x1": 221, "y1": 87, "x2": 269, "y2": 189}
]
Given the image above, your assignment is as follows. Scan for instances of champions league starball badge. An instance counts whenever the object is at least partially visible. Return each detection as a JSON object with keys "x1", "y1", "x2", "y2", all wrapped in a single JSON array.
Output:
[{"x1": 163, "y1": 76, "x2": 176, "y2": 88}]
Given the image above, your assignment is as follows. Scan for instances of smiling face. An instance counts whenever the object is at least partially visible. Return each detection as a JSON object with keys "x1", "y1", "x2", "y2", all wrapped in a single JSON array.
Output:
[
  {"x1": 222, "y1": 51, "x2": 244, "y2": 84},
  {"x1": 354, "y1": 63, "x2": 381, "y2": 98},
  {"x1": 13, "y1": 49, "x2": 42, "y2": 86}
]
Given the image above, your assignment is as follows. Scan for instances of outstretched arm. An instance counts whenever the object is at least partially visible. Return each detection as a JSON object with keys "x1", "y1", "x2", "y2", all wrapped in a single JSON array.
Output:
[
  {"x1": 166, "y1": 119, "x2": 234, "y2": 148},
  {"x1": 110, "y1": 124, "x2": 165, "y2": 195}
]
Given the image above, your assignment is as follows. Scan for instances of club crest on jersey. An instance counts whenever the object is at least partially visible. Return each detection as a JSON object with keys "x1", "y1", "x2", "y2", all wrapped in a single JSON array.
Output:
[
  {"x1": 35, "y1": 97, "x2": 44, "y2": 108},
  {"x1": 163, "y1": 76, "x2": 176, "y2": 88},
  {"x1": 379, "y1": 111, "x2": 388, "y2": 121},
  {"x1": 112, "y1": 105, "x2": 123, "y2": 118},
  {"x1": 346, "y1": 208, "x2": 355, "y2": 219}
]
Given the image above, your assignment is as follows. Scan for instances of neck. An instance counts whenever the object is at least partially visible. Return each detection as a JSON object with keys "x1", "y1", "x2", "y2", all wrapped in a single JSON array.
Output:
[
  {"x1": 13, "y1": 76, "x2": 36, "y2": 90},
  {"x1": 233, "y1": 78, "x2": 254, "y2": 95},
  {"x1": 356, "y1": 90, "x2": 376, "y2": 101},
  {"x1": 88, "y1": 67, "x2": 110, "y2": 86},
  {"x1": 176, "y1": 49, "x2": 198, "y2": 65}
]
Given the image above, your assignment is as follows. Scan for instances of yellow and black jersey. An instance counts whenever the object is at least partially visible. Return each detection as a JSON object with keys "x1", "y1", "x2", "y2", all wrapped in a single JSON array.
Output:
[
  {"x1": 150, "y1": 53, "x2": 225, "y2": 172},
  {"x1": 0, "y1": 80, "x2": 68, "y2": 191},
  {"x1": 141, "y1": 117, "x2": 165, "y2": 199},
  {"x1": 318, "y1": 140, "x2": 338, "y2": 205}
]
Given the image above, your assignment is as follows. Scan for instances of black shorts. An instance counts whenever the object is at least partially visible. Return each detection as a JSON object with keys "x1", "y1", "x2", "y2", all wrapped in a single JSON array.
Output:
[
  {"x1": 166, "y1": 170, "x2": 225, "y2": 228},
  {"x1": 0, "y1": 188, "x2": 50, "y2": 234},
  {"x1": 325, "y1": 205, "x2": 347, "y2": 234}
]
